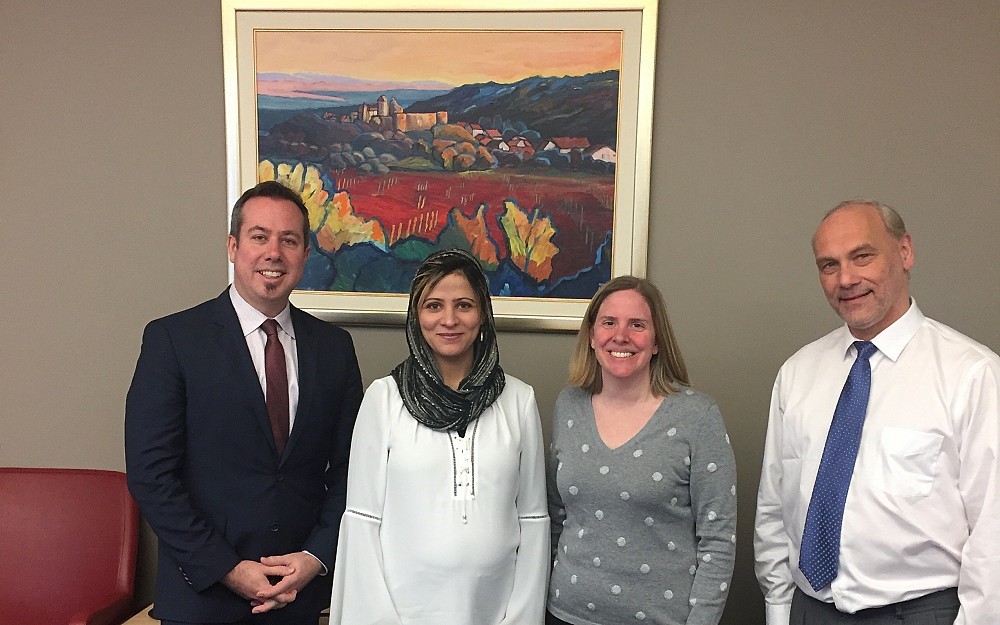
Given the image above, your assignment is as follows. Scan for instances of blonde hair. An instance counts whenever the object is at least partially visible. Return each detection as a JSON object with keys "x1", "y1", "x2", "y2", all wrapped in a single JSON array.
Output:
[{"x1": 568, "y1": 276, "x2": 689, "y2": 395}]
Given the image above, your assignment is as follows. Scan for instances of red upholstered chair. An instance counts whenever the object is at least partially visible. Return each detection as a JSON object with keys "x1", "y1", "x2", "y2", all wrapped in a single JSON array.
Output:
[{"x1": 0, "y1": 467, "x2": 139, "y2": 625}]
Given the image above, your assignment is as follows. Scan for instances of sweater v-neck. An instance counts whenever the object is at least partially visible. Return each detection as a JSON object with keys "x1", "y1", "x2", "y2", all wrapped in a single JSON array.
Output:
[{"x1": 587, "y1": 393, "x2": 667, "y2": 452}]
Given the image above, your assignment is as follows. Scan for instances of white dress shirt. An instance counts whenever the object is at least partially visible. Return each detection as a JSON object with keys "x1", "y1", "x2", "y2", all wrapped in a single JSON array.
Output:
[
  {"x1": 229, "y1": 286, "x2": 299, "y2": 429},
  {"x1": 754, "y1": 301, "x2": 1000, "y2": 625}
]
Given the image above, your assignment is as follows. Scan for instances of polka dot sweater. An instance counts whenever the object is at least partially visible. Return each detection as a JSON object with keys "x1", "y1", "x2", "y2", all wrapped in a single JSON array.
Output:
[{"x1": 546, "y1": 386, "x2": 737, "y2": 625}]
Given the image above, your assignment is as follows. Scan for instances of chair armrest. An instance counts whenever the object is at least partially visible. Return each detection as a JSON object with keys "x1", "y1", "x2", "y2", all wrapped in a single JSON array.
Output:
[{"x1": 68, "y1": 592, "x2": 133, "y2": 625}]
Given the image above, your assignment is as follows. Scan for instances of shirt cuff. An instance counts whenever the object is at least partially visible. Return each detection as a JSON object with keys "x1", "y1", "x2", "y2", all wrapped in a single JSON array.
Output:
[
  {"x1": 302, "y1": 550, "x2": 328, "y2": 576},
  {"x1": 765, "y1": 601, "x2": 791, "y2": 625}
]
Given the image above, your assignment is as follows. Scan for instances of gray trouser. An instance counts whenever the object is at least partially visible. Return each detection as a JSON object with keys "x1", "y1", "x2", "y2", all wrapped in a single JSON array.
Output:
[{"x1": 790, "y1": 587, "x2": 959, "y2": 625}]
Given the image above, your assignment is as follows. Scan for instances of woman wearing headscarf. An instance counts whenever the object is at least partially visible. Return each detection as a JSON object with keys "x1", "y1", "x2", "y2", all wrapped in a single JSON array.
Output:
[
  {"x1": 546, "y1": 276, "x2": 736, "y2": 625},
  {"x1": 329, "y1": 249, "x2": 549, "y2": 625}
]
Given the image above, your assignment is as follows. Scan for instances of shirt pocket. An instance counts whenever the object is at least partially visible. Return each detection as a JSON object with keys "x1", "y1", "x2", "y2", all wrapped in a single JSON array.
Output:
[{"x1": 875, "y1": 426, "x2": 943, "y2": 498}]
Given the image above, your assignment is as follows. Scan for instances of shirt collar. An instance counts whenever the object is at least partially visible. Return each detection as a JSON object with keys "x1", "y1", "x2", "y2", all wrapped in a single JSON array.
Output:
[
  {"x1": 834, "y1": 298, "x2": 923, "y2": 362},
  {"x1": 228, "y1": 285, "x2": 295, "y2": 339}
]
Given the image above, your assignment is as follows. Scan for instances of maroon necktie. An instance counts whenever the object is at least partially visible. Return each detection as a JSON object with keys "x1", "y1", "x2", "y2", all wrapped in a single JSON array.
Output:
[{"x1": 261, "y1": 319, "x2": 289, "y2": 455}]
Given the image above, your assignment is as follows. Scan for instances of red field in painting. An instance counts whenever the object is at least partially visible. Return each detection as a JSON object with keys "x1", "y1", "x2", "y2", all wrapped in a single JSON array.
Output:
[{"x1": 333, "y1": 170, "x2": 615, "y2": 282}]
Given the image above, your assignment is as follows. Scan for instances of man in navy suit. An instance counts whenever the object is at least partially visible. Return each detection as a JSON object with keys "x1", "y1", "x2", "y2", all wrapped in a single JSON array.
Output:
[{"x1": 126, "y1": 181, "x2": 362, "y2": 624}]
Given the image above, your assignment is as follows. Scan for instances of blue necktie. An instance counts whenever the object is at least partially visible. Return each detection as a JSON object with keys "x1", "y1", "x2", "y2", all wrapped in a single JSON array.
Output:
[{"x1": 799, "y1": 340, "x2": 878, "y2": 591}]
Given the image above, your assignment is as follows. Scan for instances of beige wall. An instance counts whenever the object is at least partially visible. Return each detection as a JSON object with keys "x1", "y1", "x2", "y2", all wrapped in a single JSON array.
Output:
[{"x1": 2, "y1": 1, "x2": 997, "y2": 622}]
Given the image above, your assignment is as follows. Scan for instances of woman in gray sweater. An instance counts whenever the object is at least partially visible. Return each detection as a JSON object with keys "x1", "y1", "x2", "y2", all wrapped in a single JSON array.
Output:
[{"x1": 547, "y1": 276, "x2": 736, "y2": 625}]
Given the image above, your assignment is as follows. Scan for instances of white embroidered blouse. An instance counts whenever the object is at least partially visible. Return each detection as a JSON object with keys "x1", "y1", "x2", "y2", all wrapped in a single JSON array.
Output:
[{"x1": 329, "y1": 374, "x2": 550, "y2": 625}]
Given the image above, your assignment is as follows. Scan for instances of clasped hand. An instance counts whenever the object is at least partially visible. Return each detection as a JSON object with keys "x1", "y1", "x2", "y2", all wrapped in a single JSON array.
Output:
[{"x1": 222, "y1": 552, "x2": 323, "y2": 613}]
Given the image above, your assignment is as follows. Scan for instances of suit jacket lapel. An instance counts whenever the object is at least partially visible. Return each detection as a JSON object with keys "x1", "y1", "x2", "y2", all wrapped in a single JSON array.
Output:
[
  {"x1": 284, "y1": 306, "x2": 316, "y2": 462},
  {"x1": 212, "y1": 290, "x2": 280, "y2": 459}
]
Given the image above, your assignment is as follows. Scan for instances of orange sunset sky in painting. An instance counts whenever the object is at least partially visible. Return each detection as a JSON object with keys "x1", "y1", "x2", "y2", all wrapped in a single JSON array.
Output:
[{"x1": 254, "y1": 29, "x2": 622, "y2": 87}]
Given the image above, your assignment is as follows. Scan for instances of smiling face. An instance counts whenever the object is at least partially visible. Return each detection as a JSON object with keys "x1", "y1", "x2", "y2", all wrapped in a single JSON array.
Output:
[
  {"x1": 227, "y1": 196, "x2": 309, "y2": 318},
  {"x1": 812, "y1": 203, "x2": 914, "y2": 340},
  {"x1": 418, "y1": 271, "x2": 483, "y2": 381},
  {"x1": 590, "y1": 289, "x2": 659, "y2": 386}
]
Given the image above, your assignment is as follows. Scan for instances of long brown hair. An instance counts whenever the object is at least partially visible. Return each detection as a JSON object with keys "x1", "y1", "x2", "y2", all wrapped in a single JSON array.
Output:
[{"x1": 568, "y1": 276, "x2": 689, "y2": 395}]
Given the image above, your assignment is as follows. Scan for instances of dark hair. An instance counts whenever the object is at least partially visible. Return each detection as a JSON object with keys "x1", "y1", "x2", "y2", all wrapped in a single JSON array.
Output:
[
  {"x1": 569, "y1": 275, "x2": 689, "y2": 395},
  {"x1": 409, "y1": 249, "x2": 494, "y2": 327},
  {"x1": 229, "y1": 181, "x2": 310, "y2": 241}
]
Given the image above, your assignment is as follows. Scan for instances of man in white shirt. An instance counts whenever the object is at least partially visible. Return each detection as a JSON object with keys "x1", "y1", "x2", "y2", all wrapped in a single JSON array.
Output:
[{"x1": 754, "y1": 200, "x2": 1000, "y2": 625}]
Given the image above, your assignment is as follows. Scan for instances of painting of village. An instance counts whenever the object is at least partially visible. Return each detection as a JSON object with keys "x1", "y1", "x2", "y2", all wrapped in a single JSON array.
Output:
[{"x1": 254, "y1": 29, "x2": 623, "y2": 300}]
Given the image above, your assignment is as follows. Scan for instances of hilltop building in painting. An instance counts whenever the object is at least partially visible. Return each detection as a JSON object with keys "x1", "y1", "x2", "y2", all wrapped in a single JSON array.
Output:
[{"x1": 350, "y1": 95, "x2": 447, "y2": 132}]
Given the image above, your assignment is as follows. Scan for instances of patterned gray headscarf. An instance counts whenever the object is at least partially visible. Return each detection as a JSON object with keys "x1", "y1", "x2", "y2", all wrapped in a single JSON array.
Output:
[{"x1": 391, "y1": 249, "x2": 505, "y2": 433}]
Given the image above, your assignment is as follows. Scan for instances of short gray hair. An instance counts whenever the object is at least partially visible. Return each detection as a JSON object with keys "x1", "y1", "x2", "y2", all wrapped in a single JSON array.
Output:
[{"x1": 823, "y1": 199, "x2": 907, "y2": 240}]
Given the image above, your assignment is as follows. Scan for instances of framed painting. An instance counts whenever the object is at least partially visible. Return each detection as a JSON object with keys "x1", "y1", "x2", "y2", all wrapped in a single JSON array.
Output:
[{"x1": 222, "y1": 0, "x2": 657, "y2": 331}]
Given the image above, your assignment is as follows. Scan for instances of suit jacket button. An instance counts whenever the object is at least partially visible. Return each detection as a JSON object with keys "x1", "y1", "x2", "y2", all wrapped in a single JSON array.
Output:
[
  {"x1": 270, "y1": 523, "x2": 279, "y2": 532},
  {"x1": 277, "y1": 473, "x2": 284, "y2": 481}
]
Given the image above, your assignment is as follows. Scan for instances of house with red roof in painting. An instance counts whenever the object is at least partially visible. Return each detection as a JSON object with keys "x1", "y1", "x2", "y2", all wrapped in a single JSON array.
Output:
[{"x1": 541, "y1": 136, "x2": 591, "y2": 153}]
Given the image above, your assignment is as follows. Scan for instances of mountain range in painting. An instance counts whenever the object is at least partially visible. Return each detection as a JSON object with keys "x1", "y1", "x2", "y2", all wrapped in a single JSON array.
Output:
[{"x1": 258, "y1": 70, "x2": 619, "y2": 147}]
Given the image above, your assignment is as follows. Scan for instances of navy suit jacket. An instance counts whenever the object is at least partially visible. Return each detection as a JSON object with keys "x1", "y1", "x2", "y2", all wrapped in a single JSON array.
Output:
[{"x1": 125, "y1": 290, "x2": 362, "y2": 623}]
